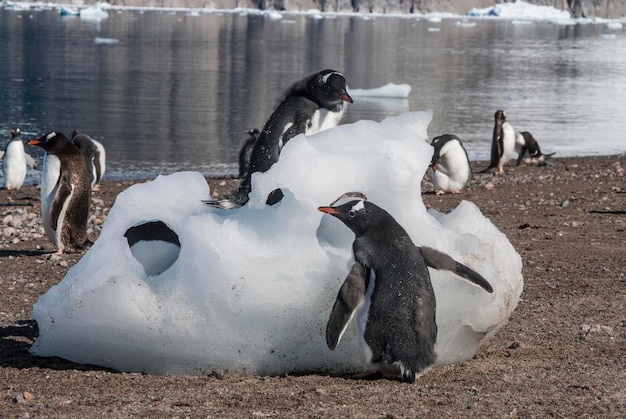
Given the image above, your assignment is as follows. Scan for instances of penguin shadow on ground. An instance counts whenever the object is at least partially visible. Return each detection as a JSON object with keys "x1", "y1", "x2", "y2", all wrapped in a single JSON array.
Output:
[
  {"x1": 0, "y1": 319, "x2": 113, "y2": 372},
  {"x1": 0, "y1": 248, "x2": 50, "y2": 258},
  {"x1": 0, "y1": 191, "x2": 38, "y2": 207}
]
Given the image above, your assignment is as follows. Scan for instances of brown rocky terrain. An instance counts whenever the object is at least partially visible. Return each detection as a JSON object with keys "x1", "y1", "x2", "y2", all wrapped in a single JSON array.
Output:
[{"x1": 1, "y1": 155, "x2": 625, "y2": 417}]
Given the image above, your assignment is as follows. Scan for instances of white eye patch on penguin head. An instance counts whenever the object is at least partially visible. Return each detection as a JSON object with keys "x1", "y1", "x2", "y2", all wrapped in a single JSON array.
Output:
[{"x1": 46, "y1": 132, "x2": 57, "y2": 141}]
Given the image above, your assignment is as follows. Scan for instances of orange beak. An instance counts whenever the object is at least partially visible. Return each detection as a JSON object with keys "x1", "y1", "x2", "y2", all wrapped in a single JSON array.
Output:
[
  {"x1": 339, "y1": 93, "x2": 353, "y2": 104},
  {"x1": 318, "y1": 206, "x2": 339, "y2": 215}
]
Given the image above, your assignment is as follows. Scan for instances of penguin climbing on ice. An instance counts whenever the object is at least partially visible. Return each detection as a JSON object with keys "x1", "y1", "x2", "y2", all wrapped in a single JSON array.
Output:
[
  {"x1": 429, "y1": 134, "x2": 472, "y2": 194},
  {"x1": 28, "y1": 132, "x2": 91, "y2": 254},
  {"x1": 71, "y1": 129, "x2": 106, "y2": 190},
  {"x1": 207, "y1": 69, "x2": 353, "y2": 209},
  {"x1": 515, "y1": 131, "x2": 555, "y2": 166},
  {"x1": 482, "y1": 110, "x2": 515, "y2": 173},
  {"x1": 238, "y1": 128, "x2": 260, "y2": 179},
  {"x1": 318, "y1": 198, "x2": 493, "y2": 383},
  {"x1": 1, "y1": 128, "x2": 37, "y2": 190}
]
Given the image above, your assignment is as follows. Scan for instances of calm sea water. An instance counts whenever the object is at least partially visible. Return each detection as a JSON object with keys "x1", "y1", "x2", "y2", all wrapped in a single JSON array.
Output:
[{"x1": 1, "y1": 7, "x2": 625, "y2": 183}]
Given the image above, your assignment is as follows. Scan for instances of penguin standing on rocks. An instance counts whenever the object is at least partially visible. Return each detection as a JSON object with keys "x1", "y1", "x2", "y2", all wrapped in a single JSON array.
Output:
[
  {"x1": 207, "y1": 69, "x2": 353, "y2": 209},
  {"x1": 28, "y1": 132, "x2": 91, "y2": 254},
  {"x1": 238, "y1": 128, "x2": 260, "y2": 179},
  {"x1": 1, "y1": 128, "x2": 37, "y2": 190},
  {"x1": 71, "y1": 129, "x2": 106, "y2": 190},
  {"x1": 482, "y1": 110, "x2": 515, "y2": 173},
  {"x1": 318, "y1": 198, "x2": 493, "y2": 383},
  {"x1": 429, "y1": 134, "x2": 472, "y2": 194},
  {"x1": 515, "y1": 131, "x2": 555, "y2": 166}
]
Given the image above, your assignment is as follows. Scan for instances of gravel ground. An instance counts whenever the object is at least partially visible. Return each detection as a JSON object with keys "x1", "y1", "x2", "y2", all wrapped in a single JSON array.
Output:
[{"x1": 1, "y1": 155, "x2": 625, "y2": 418}]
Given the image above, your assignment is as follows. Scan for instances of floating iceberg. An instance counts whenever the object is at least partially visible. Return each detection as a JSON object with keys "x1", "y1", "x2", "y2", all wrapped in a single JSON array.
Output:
[
  {"x1": 80, "y1": 2, "x2": 109, "y2": 21},
  {"x1": 467, "y1": 0, "x2": 571, "y2": 21},
  {"x1": 30, "y1": 112, "x2": 523, "y2": 376}
]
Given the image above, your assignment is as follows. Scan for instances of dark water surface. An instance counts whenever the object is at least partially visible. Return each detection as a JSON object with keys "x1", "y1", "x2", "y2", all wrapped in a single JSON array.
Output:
[{"x1": 1, "y1": 7, "x2": 624, "y2": 182}]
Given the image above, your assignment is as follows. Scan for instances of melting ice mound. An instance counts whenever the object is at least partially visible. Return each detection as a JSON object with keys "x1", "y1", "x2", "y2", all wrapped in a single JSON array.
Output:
[{"x1": 30, "y1": 111, "x2": 523, "y2": 376}]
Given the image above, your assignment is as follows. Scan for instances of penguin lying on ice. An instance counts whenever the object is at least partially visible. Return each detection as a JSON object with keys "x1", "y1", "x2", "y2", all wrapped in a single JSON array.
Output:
[
  {"x1": 1, "y1": 128, "x2": 37, "y2": 190},
  {"x1": 430, "y1": 134, "x2": 472, "y2": 195},
  {"x1": 71, "y1": 129, "x2": 106, "y2": 190},
  {"x1": 481, "y1": 109, "x2": 515, "y2": 173},
  {"x1": 206, "y1": 69, "x2": 353, "y2": 209},
  {"x1": 28, "y1": 132, "x2": 91, "y2": 254},
  {"x1": 515, "y1": 131, "x2": 555, "y2": 166},
  {"x1": 318, "y1": 198, "x2": 493, "y2": 383}
]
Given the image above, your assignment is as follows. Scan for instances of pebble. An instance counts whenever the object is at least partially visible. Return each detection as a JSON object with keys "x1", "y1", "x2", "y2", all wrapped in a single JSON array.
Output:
[{"x1": 1, "y1": 199, "x2": 109, "y2": 247}]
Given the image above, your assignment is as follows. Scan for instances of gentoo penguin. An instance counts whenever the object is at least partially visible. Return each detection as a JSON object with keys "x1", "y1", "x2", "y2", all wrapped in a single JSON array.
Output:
[
  {"x1": 482, "y1": 110, "x2": 515, "y2": 173},
  {"x1": 318, "y1": 199, "x2": 493, "y2": 383},
  {"x1": 515, "y1": 131, "x2": 555, "y2": 166},
  {"x1": 238, "y1": 128, "x2": 260, "y2": 179},
  {"x1": 207, "y1": 69, "x2": 353, "y2": 209},
  {"x1": 1, "y1": 128, "x2": 37, "y2": 190},
  {"x1": 28, "y1": 132, "x2": 91, "y2": 254},
  {"x1": 71, "y1": 129, "x2": 106, "y2": 190},
  {"x1": 430, "y1": 134, "x2": 472, "y2": 195}
]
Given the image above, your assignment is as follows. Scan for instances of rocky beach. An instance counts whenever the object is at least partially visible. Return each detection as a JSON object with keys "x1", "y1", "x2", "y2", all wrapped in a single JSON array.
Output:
[{"x1": 1, "y1": 155, "x2": 625, "y2": 417}]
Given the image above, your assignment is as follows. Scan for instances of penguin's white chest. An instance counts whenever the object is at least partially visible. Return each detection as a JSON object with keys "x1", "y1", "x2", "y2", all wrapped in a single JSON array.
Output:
[
  {"x1": 40, "y1": 155, "x2": 62, "y2": 242},
  {"x1": 432, "y1": 141, "x2": 471, "y2": 192},
  {"x1": 307, "y1": 108, "x2": 344, "y2": 136},
  {"x1": 3, "y1": 141, "x2": 27, "y2": 189},
  {"x1": 499, "y1": 122, "x2": 516, "y2": 165}
]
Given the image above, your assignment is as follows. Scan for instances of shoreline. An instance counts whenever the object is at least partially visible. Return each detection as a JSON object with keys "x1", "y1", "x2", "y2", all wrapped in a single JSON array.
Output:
[
  {"x1": 1, "y1": 154, "x2": 625, "y2": 417},
  {"x1": 4, "y1": 0, "x2": 626, "y2": 20}
]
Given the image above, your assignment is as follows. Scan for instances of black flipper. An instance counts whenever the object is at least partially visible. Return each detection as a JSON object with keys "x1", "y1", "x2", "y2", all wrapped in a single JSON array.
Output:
[
  {"x1": 326, "y1": 262, "x2": 370, "y2": 350},
  {"x1": 516, "y1": 145, "x2": 528, "y2": 166},
  {"x1": 420, "y1": 246, "x2": 493, "y2": 293}
]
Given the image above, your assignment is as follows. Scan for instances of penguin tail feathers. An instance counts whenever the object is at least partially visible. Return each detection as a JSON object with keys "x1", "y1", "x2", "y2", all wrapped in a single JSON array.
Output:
[
  {"x1": 66, "y1": 237, "x2": 93, "y2": 253},
  {"x1": 420, "y1": 246, "x2": 493, "y2": 293},
  {"x1": 203, "y1": 192, "x2": 248, "y2": 210},
  {"x1": 203, "y1": 198, "x2": 242, "y2": 210}
]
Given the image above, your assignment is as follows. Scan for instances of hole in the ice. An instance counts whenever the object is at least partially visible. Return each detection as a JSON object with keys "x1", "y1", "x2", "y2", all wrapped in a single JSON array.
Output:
[{"x1": 124, "y1": 220, "x2": 181, "y2": 276}]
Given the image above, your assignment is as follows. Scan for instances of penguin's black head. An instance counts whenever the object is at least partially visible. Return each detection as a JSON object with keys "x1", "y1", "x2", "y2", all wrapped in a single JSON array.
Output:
[
  {"x1": 495, "y1": 109, "x2": 506, "y2": 123},
  {"x1": 318, "y1": 199, "x2": 387, "y2": 236},
  {"x1": 28, "y1": 131, "x2": 72, "y2": 152},
  {"x1": 308, "y1": 69, "x2": 353, "y2": 109},
  {"x1": 10, "y1": 128, "x2": 21, "y2": 139}
]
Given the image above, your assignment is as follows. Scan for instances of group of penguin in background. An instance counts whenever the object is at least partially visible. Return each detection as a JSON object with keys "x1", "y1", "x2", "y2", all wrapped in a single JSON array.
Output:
[
  {"x1": 429, "y1": 109, "x2": 555, "y2": 195},
  {"x1": 1, "y1": 128, "x2": 106, "y2": 254},
  {"x1": 1, "y1": 68, "x2": 549, "y2": 383}
]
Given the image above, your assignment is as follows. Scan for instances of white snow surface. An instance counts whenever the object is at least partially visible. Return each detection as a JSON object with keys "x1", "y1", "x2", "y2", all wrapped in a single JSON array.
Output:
[{"x1": 30, "y1": 111, "x2": 523, "y2": 376}]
